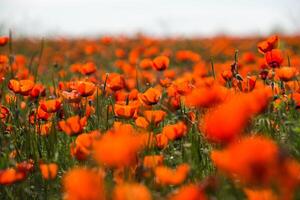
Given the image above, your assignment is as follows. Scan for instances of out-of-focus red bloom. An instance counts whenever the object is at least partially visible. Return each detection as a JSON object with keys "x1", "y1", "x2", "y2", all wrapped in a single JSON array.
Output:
[
  {"x1": 16, "y1": 159, "x2": 34, "y2": 174},
  {"x1": 276, "y1": 66, "x2": 298, "y2": 82},
  {"x1": 143, "y1": 155, "x2": 164, "y2": 169},
  {"x1": 80, "y1": 62, "x2": 97, "y2": 75},
  {"x1": 0, "y1": 168, "x2": 26, "y2": 185},
  {"x1": 59, "y1": 116, "x2": 87, "y2": 136},
  {"x1": 113, "y1": 183, "x2": 152, "y2": 200},
  {"x1": 63, "y1": 167, "x2": 105, "y2": 200},
  {"x1": 200, "y1": 88, "x2": 271, "y2": 143},
  {"x1": 265, "y1": 49, "x2": 284, "y2": 68},
  {"x1": 257, "y1": 35, "x2": 279, "y2": 54},
  {"x1": 0, "y1": 36, "x2": 9, "y2": 46},
  {"x1": 155, "y1": 163, "x2": 190, "y2": 185},
  {"x1": 211, "y1": 136, "x2": 278, "y2": 185},
  {"x1": 152, "y1": 56, "x2": 170, "y2": 71},
  {"x1": 168, "y1": 184, "x2": 207, "y2": 200},
  {"x1": 93, "y1": 128, "x2": 143, "y2": 168}
]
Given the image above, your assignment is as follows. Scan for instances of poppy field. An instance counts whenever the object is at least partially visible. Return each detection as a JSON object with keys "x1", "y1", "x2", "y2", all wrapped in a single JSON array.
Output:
[{"x1": 0, "y1": 34, "x2": 300, "y2": 200}]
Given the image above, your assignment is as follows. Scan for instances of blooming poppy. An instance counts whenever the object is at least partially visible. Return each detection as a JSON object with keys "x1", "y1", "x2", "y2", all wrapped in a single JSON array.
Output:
[
  {"x1": 257, "y1": 35, "x2": 279, "y2": 54},
  {"x1": 40, "y1": 99, "x2": 62, "y2": 113},
  {"x1": 105, "y1": 73, "x2": 125, "y2": 91},
  {"x1": 265, "y1": 49, "x2": 284, "y2": 68},
  {"x1": 30, "y1": 83, "x2": 46, "y2": 98},
  {"x1": 80, "y1": 62, "x2": 97, "y2": 75},
  {"x1": 162, "y1": 121, "x2": 187, "y2": 141},
  {"x1": 144, "y1": 110, "x2": 166, "y2": 126},
  {"x1": 114, "y1": 102, "x2": 139, "y2": 119},
  {"x1": 8, "y1": 79, "x2": 35, "y2": 96},
  {"x1": 143, "y1": 155, "x2": 164, "y2": 169},
  {"x1": 168, "y1": 184, "x2": 207, "y2": 200},
  {"x1": 138, "y1": 87, "x2": 161, "y2": 106},
  {"x1": 276, "y1": 66, "x2": 298, "y2": 82},
  {"x1": 135, "y1": 116, "x2": 149, "y2": 129},
  {"x1": 0, "y1": 168, "x2": 26, "y2": 185},
  {"x1": 113, "y1": 183, "x2": 152, "y2": 200},
  {"x1": 63, "y1": 167, "x2": 105, "y2": 200},
  {"x1": 59, "y1": 115, "x2": 87, "y2": 136},
  {"x1": 77, "y1": 81, "x2": 96, "y2": 97},
  {"x1": 70, "y1": 131, "x2": 100, "y2": 160},
  {"x1": 152, "y1": 56, "x2": 170, "y2": 71},
  {"x1": 93, "y1": 128, "x2": 143, "y2": 168},
  {"x1": 211, "y1": 136, "x2": 278, "y2": 185},
  {"x1": 155, "y1": 163, "x2": 190, "y2": 185},
  {"x1": 61, "y1": 90, "x2": 81, "y2": 103},
  {"x1": 0, "y1": 105, "x2": 10, "y2": 122}
]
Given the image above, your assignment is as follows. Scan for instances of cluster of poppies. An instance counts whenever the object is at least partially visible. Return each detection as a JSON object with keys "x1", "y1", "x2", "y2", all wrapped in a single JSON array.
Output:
[{"x1": 0, "y1": 34, "x2": 300, "y2": 199}]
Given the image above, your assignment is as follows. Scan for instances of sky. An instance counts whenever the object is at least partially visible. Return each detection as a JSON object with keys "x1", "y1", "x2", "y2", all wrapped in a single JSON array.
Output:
[{"x1": 0, "y1": 0, "x2": 299, "y2": 37}]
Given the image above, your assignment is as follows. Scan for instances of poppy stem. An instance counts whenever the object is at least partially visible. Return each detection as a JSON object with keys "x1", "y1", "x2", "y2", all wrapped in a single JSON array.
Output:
[
  {"x1": 35, "y1": 38, "x2": 45, "y2": 81},
  {"x1": 210, "y1": 58, "x2": 215, "y2": 80},
  {"x1": 8, "y1": 29, "x2": 14, "y2": 79}
]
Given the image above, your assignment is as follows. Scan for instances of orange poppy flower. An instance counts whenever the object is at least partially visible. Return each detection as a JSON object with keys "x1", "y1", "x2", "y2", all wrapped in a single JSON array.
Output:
[
  {"x1": 36, "y1": 106, "x2": 52, "y2": 121},
  {"x1": 59, "y1": 116, "x2": 87, "y2": 136},
  {"x1": 30, "y1": 83, "x2": 46, "y2": 98},
  {"x1": 244, "y1": 188, "x2": 278, "y2": 200},
  {"x1": 184, "y1": 85, "x2": 228, "y2": 108},
  {"x1": 276, "y1": 66, "x2": 298, "y2": 82},
  {"x1": 155, "y1": 163, "x2": 190, "y2": 185},
  {"x1": 70, "y1": 131, "x2": 100, "y2": 160},
  {"x1": 0, "y1": 105, "x2": 10, "y2": 122},
  {"x1": 0, "y1": 36, "x2": 9, "y2": 46},
  {"x1": 138, "y1": 87, "x2": 161, "y2": 105},
  {"x1": 63, "y1": 167, "x2": 105, "y2": 200},
  {"x1": 176, "y1": 50, "x2": 201, "y2": 63},
  {"x1": 80, "y1": 62, "x2": 97, "y2": 75},
  {"x1": 105, "y1": 73, "x2": 125, "y2": 91},
  {"x1": 257, "y1": 35, "x2": 279, "y2": 54},
  {"x1": 40, "y1": 99, "x2": 62, "y2": 113},
  {"x1": 143, "y1": 155, "x2": 164, "y2": 169},
  {"x1": 0, "y1": 168, "x2": 26, "y2": 185},
  {"x1": 155, "y1": 133, "x2": 169, "y2": 149},
  {"x1": 144, "y1": 110, "x2": 166, "y2": 126},
  {"x1": 162, "y1": 121, "x2": 187, "y2": 141},
  {"x1": 114, "y1": 102, "x2": 139, "y2": 119},
  {"x1": 39, "y1": 163, "x2": 58, "y2": 180},
  {"x1": 139, "y1": 58, "x2": 153, "y2": 70},
  {"x1": 221, "y1": 70, "x2": 233, "y2": 81},
  {"x1": 265, "y1": 49, "x2": 284, "y2": 68},
  {"x1": 135, "y1": 116, "x2": 149, "y2": 129},
  {"x1": 211, "y1": 136, "x2": 278, "y2": 185},
  {"x1": 152, "y1": 56, "x2": 170, "y2": 71},
  {"x1": 77, "y1": 81, "x2": 96, "y2": 97},
  {"x1": 93, "y1": 129, "x2": 143, "y2": 168},
  {"x1": 113, "y1": 183, "x2": 152, "y2": 200},
  {"x1": 168, "y1": 184, "x2": 207, "y2": 200},
  {"x1": 200, "y1": 89, "x2": 271, "y2": 143},
  {"x1": 8, "y1": 79, "x2": 35, "y2": 96}
]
